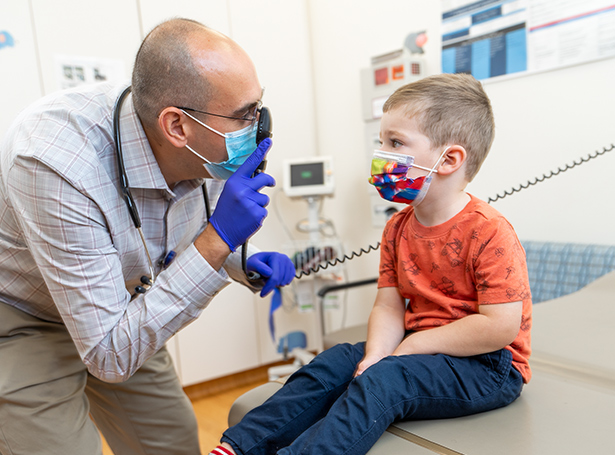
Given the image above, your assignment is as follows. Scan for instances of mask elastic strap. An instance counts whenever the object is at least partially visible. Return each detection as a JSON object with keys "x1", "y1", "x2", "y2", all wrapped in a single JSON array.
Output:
[
  {"x1": 181, "y1": 109, "x2": 227, "y2": 139},
  {"x1": 412, "y1": 163, "x2": 436, "y2": 173},
  {"x1": 425, "y1": 146, "x2": 451, "y2": 178},
  {"x1": 185, "y1": 144, "x2": 213, "y2": 164}
]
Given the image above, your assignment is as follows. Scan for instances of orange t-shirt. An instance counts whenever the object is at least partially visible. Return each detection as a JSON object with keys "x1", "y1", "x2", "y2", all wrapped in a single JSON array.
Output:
[{"x1": 378, "y1": 194, "x2": 532, "y2": 383}]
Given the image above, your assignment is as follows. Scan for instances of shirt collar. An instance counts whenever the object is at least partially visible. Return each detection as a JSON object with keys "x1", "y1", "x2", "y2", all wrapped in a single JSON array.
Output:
[{"x1": 118, "y1": 91, "x2": 172, "y2": 193}]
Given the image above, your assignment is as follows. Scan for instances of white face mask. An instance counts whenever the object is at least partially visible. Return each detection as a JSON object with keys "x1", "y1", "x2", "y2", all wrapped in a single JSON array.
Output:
[{"x1": 182, "y1": 109, "x2": 258, "y2": 180}]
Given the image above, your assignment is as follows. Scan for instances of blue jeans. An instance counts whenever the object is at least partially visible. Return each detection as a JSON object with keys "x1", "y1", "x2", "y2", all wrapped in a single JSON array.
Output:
[{"x1": 223, "y1": 342, "x2": 523, "y2": 455}]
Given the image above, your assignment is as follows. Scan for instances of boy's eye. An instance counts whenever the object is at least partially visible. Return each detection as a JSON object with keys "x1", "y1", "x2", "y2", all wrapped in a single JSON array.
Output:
[{"x1": 391, "y1": 139, "x2": 402, "y2": 148}]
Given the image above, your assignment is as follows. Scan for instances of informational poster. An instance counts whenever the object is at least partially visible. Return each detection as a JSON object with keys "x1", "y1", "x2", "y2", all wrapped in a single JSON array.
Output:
[
  {"x1": 528, "y1": 0, "x2": 615, "y2": 71},
  {"x1": 441, "y1": 0, "x2": 615, "y2": 80},
  {"x1": 442, "y1": 0, "x2": 528, "y2": 79}
]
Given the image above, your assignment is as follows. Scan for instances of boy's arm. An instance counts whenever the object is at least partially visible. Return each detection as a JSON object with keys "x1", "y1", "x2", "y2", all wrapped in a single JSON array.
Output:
[
  {"x1": 355, "y1": 287, "x2": 406, "y2": 377},
  {"x1": 392, "y1": 301, "x2": 522, "y2": 357}
]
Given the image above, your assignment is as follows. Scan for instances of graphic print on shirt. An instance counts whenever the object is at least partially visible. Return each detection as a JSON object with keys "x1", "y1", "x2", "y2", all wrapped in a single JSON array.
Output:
[
  {"x1": 401, "y1": 253, "x2": 421, "y2": 276},
  {"x1": 519, "y1": 313, "x2": 531, "y2": 332},
  {"x1": 475, "y1": 270, "x2": 489, "y2": 293},
  {"x1": 506, "y1": 282, "x2": 531, "y2": 301},
  {"x1": 430, "y1": 276, "x2": 457, "y2": 297},
  {"x1": 472, "y1": 239, "x2": 490, "y2": 267},
  {"x1": 381, "y1": 257, "x2": 397, "y2": 285},
  {"x1": 450, "y1": 300, "x2": 473, "y2": 319},
  {"x1": 441, "y1": 238, "x2": 464, "y2": 267}
]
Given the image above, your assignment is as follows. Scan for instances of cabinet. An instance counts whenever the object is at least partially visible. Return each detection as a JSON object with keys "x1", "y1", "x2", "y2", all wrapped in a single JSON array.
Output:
[{"x1": 168, "y1": 282, "x2": 262, "y2": 386}]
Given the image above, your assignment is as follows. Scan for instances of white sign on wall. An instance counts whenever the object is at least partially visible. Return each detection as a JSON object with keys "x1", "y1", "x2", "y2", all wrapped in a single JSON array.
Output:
[{"x1": 55, "y1": 55, "x2": 126, "y2": 89}]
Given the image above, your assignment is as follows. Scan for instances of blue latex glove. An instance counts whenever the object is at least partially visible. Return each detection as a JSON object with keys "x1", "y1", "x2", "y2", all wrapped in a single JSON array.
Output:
[
  {"x1": 247, "y1": 251, "x2": 296, "y2": 297},
  {"x1": 209, "y1": 138, "x2": 275, "y2": 251}
]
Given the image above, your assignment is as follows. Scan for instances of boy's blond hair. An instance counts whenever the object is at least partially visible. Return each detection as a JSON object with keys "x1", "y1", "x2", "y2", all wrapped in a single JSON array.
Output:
[{"x1": 383, "y1": 73, "x2": 494, "y2": 181}]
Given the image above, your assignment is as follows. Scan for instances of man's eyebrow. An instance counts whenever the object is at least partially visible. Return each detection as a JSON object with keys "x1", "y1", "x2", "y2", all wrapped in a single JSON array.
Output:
[{"x1": 231, "y1": 98, "x2": 261, "y2": 117}]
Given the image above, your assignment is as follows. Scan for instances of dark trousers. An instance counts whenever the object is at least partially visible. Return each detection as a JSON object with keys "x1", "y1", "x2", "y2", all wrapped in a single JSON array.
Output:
[{"x1": 223, "y1": 342, "x2": 523, "y2": 455}]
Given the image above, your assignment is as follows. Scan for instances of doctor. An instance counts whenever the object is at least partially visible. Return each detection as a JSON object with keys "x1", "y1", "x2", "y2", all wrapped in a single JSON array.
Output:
[{"x1": 0, "y1": 18, "x2": 294, "y2": 455}]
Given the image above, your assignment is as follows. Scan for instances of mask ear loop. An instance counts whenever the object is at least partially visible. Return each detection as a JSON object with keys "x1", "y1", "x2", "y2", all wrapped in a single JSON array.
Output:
[
  {"x1": 411, "y1": 146, "x2": 452, "y2": 206},
  {"x1": 181, "y1": 109, "x2": 227, "y2": 138},
  {"x1": 185, "y1": 143, "x2": 213, "y2": 165},
  {"x1": 181, "y1": 109, "x2": 228, "y2": 166},
  {"x1": 428, "y1": 145, "x2": 452, "y2": 177}
]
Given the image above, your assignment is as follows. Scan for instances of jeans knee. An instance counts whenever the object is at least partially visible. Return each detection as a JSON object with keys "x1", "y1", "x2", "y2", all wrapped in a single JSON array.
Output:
[
  {"x1": 290, "y1": 343, "x2": 363, "y2": 390},
  {"x1": 350, "y1": 357, "x2": 418, "y2": 414}
]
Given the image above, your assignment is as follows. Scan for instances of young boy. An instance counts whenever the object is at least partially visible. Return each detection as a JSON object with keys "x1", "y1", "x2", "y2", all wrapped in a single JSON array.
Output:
[{"x1": 209, "y1": 73, "x2": 532, "y2": 455}]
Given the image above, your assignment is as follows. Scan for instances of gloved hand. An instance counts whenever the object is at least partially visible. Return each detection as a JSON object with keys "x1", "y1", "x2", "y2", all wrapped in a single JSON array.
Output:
[
  {"x1": 247, "y1": 252, "x2": 296, "y2": 297},
  {"x1": 209, "y1": 138, "x2": 275, "y2": 251}
]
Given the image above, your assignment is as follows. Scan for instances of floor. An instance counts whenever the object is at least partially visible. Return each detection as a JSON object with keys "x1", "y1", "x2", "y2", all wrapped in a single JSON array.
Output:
[{"x1": 101, "y1": 380, "x2": 267, "y2": 454}]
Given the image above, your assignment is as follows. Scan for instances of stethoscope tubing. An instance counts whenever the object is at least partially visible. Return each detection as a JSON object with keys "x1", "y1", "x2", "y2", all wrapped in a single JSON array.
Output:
[
  {"x1": 113, "y1": 86, "x2": 157, "y2": 292},
  {"x1": 114, "y1": 86, "x2": 258, "y2": 295}
]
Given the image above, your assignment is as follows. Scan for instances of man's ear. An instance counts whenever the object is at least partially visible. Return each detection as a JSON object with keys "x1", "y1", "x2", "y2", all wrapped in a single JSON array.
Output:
[
  {"x1": 158, "y1": 107, "x2": 189, "y2": 148},
  {"x1": 437, "y1": 145, "x2": 467, "y2": 176}
]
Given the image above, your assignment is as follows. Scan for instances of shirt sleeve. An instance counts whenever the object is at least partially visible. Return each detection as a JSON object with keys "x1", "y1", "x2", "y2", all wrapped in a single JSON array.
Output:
[
  {"x1": 472, "y1": 217, "x2": 532, "y2": 305},
  {"x1": 378, "y1": 213, "x2": 401, "y2": 288},
  {"x1": 223, "y1": 243, "x2": 264, "y2": 293},
  {"x1": 7, "y1": 157, "x2": 231, "y2": 382}
]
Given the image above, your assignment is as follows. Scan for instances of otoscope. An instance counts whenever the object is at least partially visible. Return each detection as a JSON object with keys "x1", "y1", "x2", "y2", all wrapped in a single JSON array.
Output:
[{"x1": 242, "y1": 105, "x2": 273, "y2": 281}]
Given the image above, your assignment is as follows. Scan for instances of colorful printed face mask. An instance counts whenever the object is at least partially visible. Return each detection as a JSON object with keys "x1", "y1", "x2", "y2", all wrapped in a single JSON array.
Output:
[{"x1": 368, "y1": 148, "x2": 449, "y2": 205}]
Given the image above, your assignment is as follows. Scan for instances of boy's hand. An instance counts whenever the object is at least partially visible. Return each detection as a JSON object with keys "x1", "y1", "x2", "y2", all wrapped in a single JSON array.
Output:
[
  {"x1": 354, "y1": 353, "x2": 386, "y2": 377},
  {"x1": 355, "y1": 287, "x2": 407, "y2": 377}
]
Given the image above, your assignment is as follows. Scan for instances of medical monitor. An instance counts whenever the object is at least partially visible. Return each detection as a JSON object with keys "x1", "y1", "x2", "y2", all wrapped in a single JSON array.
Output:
[{"x1": 283, "y1": 156, "x2": 334, "y2": 198}]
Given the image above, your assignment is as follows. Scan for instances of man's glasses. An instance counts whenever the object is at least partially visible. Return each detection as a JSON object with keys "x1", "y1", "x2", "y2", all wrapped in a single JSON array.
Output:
[
  {"x1": 176, "y1": 101, "x2": 262, "y2": 124},
  {"x1": 176, "y1": 88, "x2": 265, "y2": 125}
]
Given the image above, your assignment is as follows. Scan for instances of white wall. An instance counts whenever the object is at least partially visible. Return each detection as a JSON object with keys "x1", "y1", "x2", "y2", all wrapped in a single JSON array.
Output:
[
  {"x1": 0, "y1": 3, "x2": 44, "y2": 136},
  {"x1": 473, "y1": 58, "x2": 615, "y2": 245},
  {"x1": 1, "y1": 0, "x2": 614, "y2": 379}
]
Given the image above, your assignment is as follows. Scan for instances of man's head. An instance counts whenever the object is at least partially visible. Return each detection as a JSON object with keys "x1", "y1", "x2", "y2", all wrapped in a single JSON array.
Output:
[
  {"x1": 382, "y1": 73, "x2": 494, "y2": 182},
  {"x1": 131, "y1": 18, "x2": 263, "y2": 185},
  {"x1": 132, "y1": 19, "x2": 213, "y2": 130}
]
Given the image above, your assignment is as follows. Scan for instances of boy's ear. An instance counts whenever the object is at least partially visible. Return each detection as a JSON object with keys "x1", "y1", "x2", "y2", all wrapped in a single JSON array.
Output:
[{"x1": 437, "y1": 145, "x2": 467, "y2": 176}]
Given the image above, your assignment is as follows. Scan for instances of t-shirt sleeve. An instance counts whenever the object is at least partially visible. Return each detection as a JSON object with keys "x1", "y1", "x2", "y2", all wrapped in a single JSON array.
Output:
[
  {"x1": 378, "y1": 214, "x2": 400, "y2": 288},
  {"x1": 472, "y1": 217, "x2": 532, "y2": 305}
]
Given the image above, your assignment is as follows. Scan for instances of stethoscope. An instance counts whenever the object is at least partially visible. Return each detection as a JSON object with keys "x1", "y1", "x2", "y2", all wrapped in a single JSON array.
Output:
[{"x1": 113, "y1": 86, "x2": 271, "y2": 295}]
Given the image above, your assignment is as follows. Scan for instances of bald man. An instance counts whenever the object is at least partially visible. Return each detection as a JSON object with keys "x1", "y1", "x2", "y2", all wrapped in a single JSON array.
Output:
[{"x1": 0, "y1": 19, "x2": 294, "y2": 455}]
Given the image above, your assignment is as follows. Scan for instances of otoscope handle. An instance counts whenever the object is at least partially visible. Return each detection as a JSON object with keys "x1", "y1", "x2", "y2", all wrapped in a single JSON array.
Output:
[
  {"x1": 243, "y1": 104, "x2": 272, "y2": 282},
  {"x1": 243, "y1": 159, "x2": 267, "y2": 282}
]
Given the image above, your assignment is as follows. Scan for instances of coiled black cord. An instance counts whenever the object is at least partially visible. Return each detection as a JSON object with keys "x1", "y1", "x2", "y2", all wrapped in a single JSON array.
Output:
[
  {"x1": 487, "y1": 143, "x2": 614, "y2": 204},
  {"x1": 294, "y1": 243, "x2": 380, "y2": 279}
]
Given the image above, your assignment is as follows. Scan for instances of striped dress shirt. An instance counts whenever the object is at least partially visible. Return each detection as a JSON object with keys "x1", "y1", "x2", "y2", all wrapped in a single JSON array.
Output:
[{"x1": 0, "y1": 83, "x2": 257, "y2": 382}]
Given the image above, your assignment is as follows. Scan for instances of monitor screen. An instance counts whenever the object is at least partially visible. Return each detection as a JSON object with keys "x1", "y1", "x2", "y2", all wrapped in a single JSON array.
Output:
[
  {"x1": 283, "y1": 156, "x2": 334, "y2": 198},
  {"x1": 290, "y1": 162, "x2": 324, "y2": 187}
]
